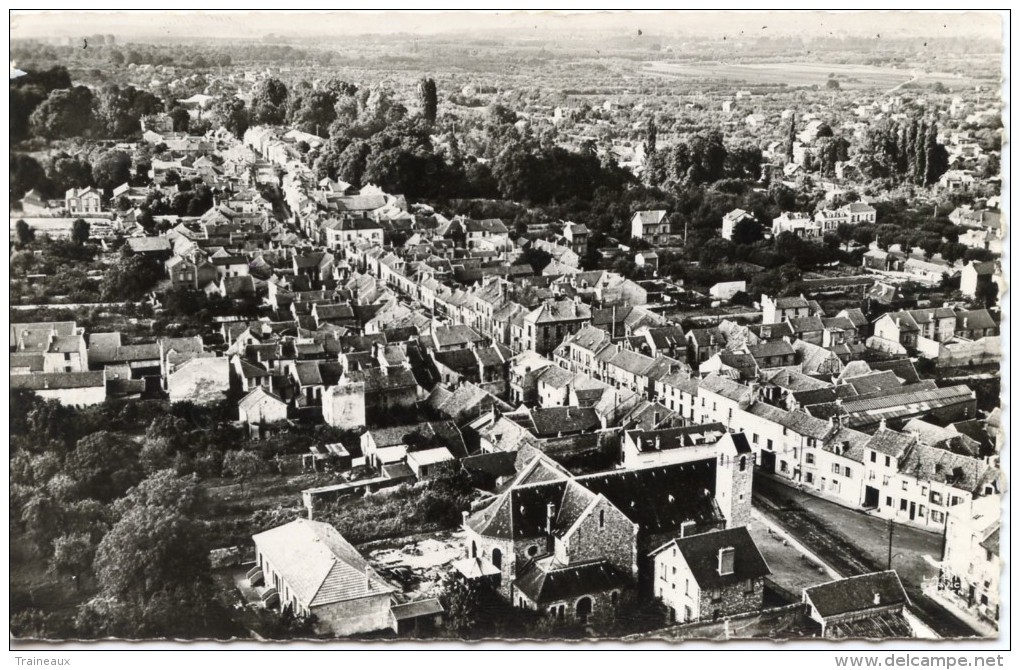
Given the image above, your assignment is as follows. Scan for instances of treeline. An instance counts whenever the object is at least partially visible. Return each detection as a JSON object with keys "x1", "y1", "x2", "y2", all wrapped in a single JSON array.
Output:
[
  {"x1": 11, "y1": 66, "x2": 169, "y2": 143},
  {"x1": 854, "y1": 116, "x2": 950, "y2": 185},
  {"x1": 644, "y1": 128, "x2": 763, "y2": 188}
]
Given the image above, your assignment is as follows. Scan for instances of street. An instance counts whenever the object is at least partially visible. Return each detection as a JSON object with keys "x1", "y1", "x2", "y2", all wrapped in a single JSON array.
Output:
[{"x1": 753, "y1": 473, "x2": 982, "y2": 638}]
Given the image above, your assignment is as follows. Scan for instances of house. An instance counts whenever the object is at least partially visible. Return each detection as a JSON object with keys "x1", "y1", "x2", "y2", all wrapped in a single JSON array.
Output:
[
  {"x1": 960, "y1": 260, "x2": 998, "y2": 300},
  {"x1": 519, "y1": 299, "x2": 592, "y2": 356},
  {"x1": 166, "y1": 256, "x2": 219, "y2": 289},
  {"x1": 802, "y1": 571, "x2": 911, "y2": 638},
  {"x1": 772, "y1": 212, "x2": 820, "y2": 239},
  {"x1": 167, "y1": 356, "x2": 230, "y2": 405},
  {"x1": 406, "y1": 447, "x2": 456, "y2": 479},
  {"x1": 651, "y1": 526, "x2": 771, "y2": 624},
  {"x1": 720, "y1": 209, "x2": 757, "y2": 241},
  {"x1": 631, "y1": 210, "x2": 672, "y2": 244},
  {"x1": 322, "y1": 367, "x2": 419, "y2": 429},
  {"x1": 954, "y1": 309, "x2": 998, "y2": 340},
  {"x1": 622, "y1": 423, "x2": 728, "y2": 468},
  {"x1": 9, "y1": 370, "x2": 107, "y2": 406},
  {"x1": 761, "y1": 294, "x2": 810, "y2": 324},
  {"x1": 685, "y1": 327, "x2": 726, "y2": 365},
  {"x1": 938, "y1": 495, "x2": 1000, "y2": 627},
  {"x1": 238, "y1": 386, "x2": 289, "y2": 434},
  {"x1": 251, "y1": 519, "x2": 396, "y2": 637},
  {"x1": 126, "y1": 236, "x2": 173, "y2": 259},
  {"x1": 709, "y1": 281, "x2": 746, "y2": 301},
  {"x1": 65, "y1": 187, "x2": 103, "y2": 214},
  {"x1": 562, "y1": 222, "x2": 589, "y2": 256}
]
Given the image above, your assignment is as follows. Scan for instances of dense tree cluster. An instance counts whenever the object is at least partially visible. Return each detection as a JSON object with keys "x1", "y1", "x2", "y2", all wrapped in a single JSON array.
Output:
[
  {"x1": 854, "y1": 116, "x2": 950, "y2": 185},
  {"x1": 645, "y1": 130, "x2": 763, "y2": 188}
]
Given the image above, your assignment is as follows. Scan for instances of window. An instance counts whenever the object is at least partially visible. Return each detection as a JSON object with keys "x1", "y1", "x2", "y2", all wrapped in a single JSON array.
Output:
[
  {"x1": 885, "y1": 456, "x2": 892, "y2": 467},
  {"x1": 685, "y1": 579, "x2": 690, "y2": 595},
  {"x1": 805, "y1": 472, "x2": 814, "y2": 484},
  {"x1": 599, "y1": 509, "x2": 605, "y2": 529},
  {"x1": 739, "y1": 456, "x2": 747, "y2": 472},
  {"x1": 886, "y1": 496, "x2": 893, "y2": 507},
  {"x1": 870, "y1": 452, "x2": 877, "y2": 463},
  {"x1": 844, "y1": 466, "x2": 852, "y2": 477},
  {"x1": 832, "y1": 463, "x2": 841, "y2": 475},
  {"x1": 931, "y1": 491, "x2": 943, "y2": 506},
  {"x1": 672, "y1": 566, "x2": 676, "y2": 575},
  {"x1": 767, "y1": 439, "x2": 773, "y2": 450},
  {"x1": 921, "y1": 486, "x2": 928, "y2": 496},
  {"x1": 902, "y1": 481, "x2": 909, "y2": 491},
  {"x1": 931, "y1": 511, "x2": 944, "y2": 523},
  {"x1": 900, "y1": 499, "x2": 908, "y2": 512},
  {"x1": 780, "y1": 460, "x2": 788, "y2": 473},
  {"x1": 806, "y1": 453, "x2": 815, "y2": 465},
  {"x1": 753, "y1": 434, "x2": 759, "y2": 444}
]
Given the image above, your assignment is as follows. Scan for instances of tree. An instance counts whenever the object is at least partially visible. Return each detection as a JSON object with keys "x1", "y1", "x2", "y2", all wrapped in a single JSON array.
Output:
[
  {"x1": 94, "y1": 504, "x2": 209, "y2": 602},
  {"x1": 417, "y1": 77, "x2": 438, "y2": 124},
  {"x1": 222, "y1": 450, "x2": 268, "y2": 493},
  {"x1": 215, "y1": 98, "x2": 249, "y2": 139},
  {"x1": 249, "y1": 78, "x2": 289, "y2": 126},
  {"x1": 92, "y1": 150, "x2": 132, "y2": 190},
  {"x1": 924, "y1": 121, "x2": 949, "y2": 186},
  {"x1": 644, "y1": 118, "x2": 657, "y2": 156},
  {"x1": 96, "y1": 85, "x2": 163, "y2": 138},
  {"x1": 11, "y1": 153, "x2": 47, "y2": 199},
  {"x1": 826, "y1": 78, "x2": 840, "y2": 89},
  {"x1": 50, "y1": 532, "x2": 96, "y2": 589},
  {"x1": 730, "y1": 217, "x2": 762, "y2": 245},
  {"x1": 64, "y1": 431, "x2": 142, "y2": 502},
  {"x1": 29, "y1": 86, "x2": 96, "y2": 140},
  {"x1": 168, "y1": 106, "x2": 190, "y2": 133},
  {"x1": 785, "y1": 113, "x2": 796, "y2": 162},
  {"x1": 113, "y1": 470, "x2": 203, "y2": 518},
  {"x1": 15, "y1": 219, "x2": 35, "y2": 246},
  {"x1": 71, "y1": 218, "x2": 90, "y2": 245},
  {"x1": 48, "y1": 153, "x2": 94, "y2": 193}
]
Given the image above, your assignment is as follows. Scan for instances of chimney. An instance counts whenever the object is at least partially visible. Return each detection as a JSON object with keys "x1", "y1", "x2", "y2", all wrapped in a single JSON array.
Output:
[
  {"x1": 879, "y1": 418, "x2": 887, "y2": 431},
  {"x1": 873, "y1": 592, "x2": 881, "y2": 606},
  {"x1": 461, "y1": 510, "x2": 469, "y2": 526},
  {"x1": 655, "y1": 436, "x2": 662, "y2": 450},
  {"x1": 546, "y1": 503, "x2": 556, "y2": 536},
  {"x1": 717, "y1": 547, "x2": 736, "y2": 576},
  {"x1": 680, "y1": 520, "x2": 696, "y2": 538}
]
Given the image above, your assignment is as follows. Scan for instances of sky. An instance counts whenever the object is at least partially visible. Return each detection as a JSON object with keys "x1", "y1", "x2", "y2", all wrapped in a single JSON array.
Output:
[{"x1": 9, "y1": 10, "x2": 1005, "y2": 43}]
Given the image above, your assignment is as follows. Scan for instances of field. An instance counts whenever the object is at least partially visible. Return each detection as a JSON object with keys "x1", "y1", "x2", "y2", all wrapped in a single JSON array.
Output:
[{"x1": 639, "y1": 60, "x2": 993, "y2": 90}]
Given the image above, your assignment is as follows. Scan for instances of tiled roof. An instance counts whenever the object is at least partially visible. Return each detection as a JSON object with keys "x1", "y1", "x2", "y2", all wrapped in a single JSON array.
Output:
[
  {"x1": 805, "y1": 571, "x2": 908, "y2": 620},
  {"x1": 656, "y1": 526, "x2": 771, "y2": 590},
  {"x1": 514, "y1": 559, "x2": 628, "y2": 604},
  {"x1": 10, "y1": 371, "x2": 105, "y2": 390},
  {"x1": 864, "y1": 428, "x2": 916, "y2": 458},
  {"x1": 252, "y1": 519, "x2": 393, "y2": 608}
]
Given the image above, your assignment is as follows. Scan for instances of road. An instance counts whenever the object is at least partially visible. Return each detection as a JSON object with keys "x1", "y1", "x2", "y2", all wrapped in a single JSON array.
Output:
[{"x1": 753, "y1": 474, "x2": 982, "y2": 639}]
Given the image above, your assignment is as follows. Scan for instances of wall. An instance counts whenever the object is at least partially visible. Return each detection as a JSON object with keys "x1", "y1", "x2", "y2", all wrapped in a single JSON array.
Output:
[
  {"x1": 557, "y1": 497, "x2": 638, "y2": 578},
  {"x1": 168, "y1": 358, "x2": 230, "y2": 405},
  {"x1": 36, "y1": 385, "x2": 106, "y2": 407},
  {"x1": 313, "y1": 593, "x2": 395, "y2": 637},
  {"x1": 323, "y1": 382, "x2": 366, "y2": 429},
  {"x1": 697, "y1": 577, "x2": 766, "y2": 622}
]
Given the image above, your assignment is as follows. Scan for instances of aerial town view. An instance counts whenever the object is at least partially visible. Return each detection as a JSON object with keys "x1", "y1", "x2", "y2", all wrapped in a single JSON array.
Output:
[{"x1": 8, "y1": 10, "x2": 1006, "y2": 646}]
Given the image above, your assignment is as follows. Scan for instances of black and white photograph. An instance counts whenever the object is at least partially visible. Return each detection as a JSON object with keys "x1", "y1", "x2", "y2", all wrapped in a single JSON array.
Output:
[{"x1": 8, "y1": 8, "x2": 1008, "y2": 653}]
